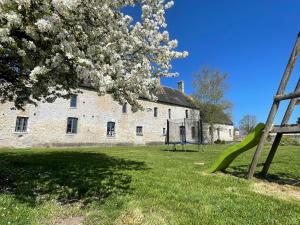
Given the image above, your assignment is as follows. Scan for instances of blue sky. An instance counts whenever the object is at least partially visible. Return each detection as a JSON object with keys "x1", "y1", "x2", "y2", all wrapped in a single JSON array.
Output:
[{"x1": 158, "y1": 0, "x2": 300, "y2": 126}]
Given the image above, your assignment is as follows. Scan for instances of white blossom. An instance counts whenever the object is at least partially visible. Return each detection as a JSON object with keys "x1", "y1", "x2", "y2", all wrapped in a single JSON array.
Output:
[
  {"x1": 66, "y1": 52, "x2": 74, "y2": 59},
  {"x1": 17, "y1": 49, "x2": 26, "y2": 57},
  {"x1": 16, "y1": 0, "x2": 30, "y2": 7},
  {"x1": 29, "y1": 66, "x2": 50, "y2": 82},
  {"x1": 23, "y1": 40, "x2": 36, "y2": 51},
  {"x1": 165, "y1": 1, "x2": 174, "y2": 9},
  {"x1": 5, "y1": 12, "x2": 22, "y2": 27},
  {"x1": 35, "y1": 19, "x2": 52, "y2": 33},
  {"x1": 78, "y1": 58, "x2": 93, "y2": 67},
  {"x1": 0, "y1": 0, "x2": 187, "y2": 109}
]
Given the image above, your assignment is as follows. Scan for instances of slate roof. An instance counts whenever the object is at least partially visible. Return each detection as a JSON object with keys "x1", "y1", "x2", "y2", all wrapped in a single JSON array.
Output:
[
  {"x1": 80, "y1": 82, "x2": 232, "y2": 124},
  {"x1": 81, "y1": 81, "x2": 197, "y2": 109},
  {"x1": 155, "y1": 86, "x2": 197, "y2": 109},
  {"x1": 208, "y1": 112, "x2": 233, "y2": 125},
  {"x1": 154, "y1": 87, "x2": 233, "y2": 125},
  {"x1": 200, "y1": 107, "x2": 234, "y2": 125}
]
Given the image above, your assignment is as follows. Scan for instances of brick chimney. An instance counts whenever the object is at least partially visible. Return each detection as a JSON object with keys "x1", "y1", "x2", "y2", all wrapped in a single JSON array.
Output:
[{"x1": 177, "y1": 80, "x2": 184, "y2": 93}]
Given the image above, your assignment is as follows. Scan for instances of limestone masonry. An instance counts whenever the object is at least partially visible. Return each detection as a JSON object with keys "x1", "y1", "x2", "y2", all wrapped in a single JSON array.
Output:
[{"x1": 0, "y1": 83, "x2": 234, "y2": 148}]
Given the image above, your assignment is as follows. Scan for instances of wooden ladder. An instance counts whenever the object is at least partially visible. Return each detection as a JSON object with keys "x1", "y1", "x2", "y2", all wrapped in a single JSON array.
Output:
[{"x1": 247, "y1": 32, "x2": 300, "y2": 179}]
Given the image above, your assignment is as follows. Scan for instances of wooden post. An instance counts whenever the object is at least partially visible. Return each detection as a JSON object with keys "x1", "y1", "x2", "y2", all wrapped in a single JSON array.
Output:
[
  {"x1": 184, "y1": 118, "x2": 187, "y2": 144},
  {"x1": 198, "y1": 120, "x2": 201, "y2": 144},
  {"x1": 261, "y1": 79, "x2": 300, "y2": 176},
  {"x1": 199, "y1": 120, "x2": 203, "y2": 144},
  {"x1": 247, "y1": 33, "x2": 300, "y2": 179},
  {"x1": 167, "y1": 119, "x2": 170, "y2": 145},
  {"x1": 274, "y1": 91, "x2": 300, "y2": 101}
]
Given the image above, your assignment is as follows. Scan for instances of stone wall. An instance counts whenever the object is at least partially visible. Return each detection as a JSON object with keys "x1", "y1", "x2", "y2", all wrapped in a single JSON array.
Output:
[
  {"x1": 0, "y1": 88, "x2": 201, "y2": 148},
  {"x1": 202, "y1": 123, "x2": 234, "y2": 143}
]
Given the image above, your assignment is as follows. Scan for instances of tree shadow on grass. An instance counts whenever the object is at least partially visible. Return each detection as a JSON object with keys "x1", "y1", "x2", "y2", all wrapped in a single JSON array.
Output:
[
  {"x1": 225, "y1": 163, "x2": 300, "y2": 188},
  {"x1": 161, "y1": 149, "x2": 199, "y2": 153},
  {"x1": 0, "y1": 151, "x2": 147, "y2": 207}
]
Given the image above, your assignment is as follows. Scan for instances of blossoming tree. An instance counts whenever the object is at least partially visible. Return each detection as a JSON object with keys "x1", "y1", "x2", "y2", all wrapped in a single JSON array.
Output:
[{"x1": 0, "y1": 0, "x2": 187, "y2": 110}]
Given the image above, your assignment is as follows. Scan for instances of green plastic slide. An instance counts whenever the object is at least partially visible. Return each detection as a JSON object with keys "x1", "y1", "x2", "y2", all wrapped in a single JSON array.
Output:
[{"x1": 209, "y1": 123, "x2": 265, "y2": 173}]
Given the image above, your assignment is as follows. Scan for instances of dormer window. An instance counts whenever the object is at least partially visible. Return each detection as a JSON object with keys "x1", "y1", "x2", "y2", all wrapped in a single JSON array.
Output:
[{"x1": 185, "y1": 110, "x2": 189, "y2": 119}]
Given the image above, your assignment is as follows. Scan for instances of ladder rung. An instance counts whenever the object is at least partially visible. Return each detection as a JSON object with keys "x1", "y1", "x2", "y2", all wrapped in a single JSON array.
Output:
[
  {"x1": 274, "y1": 91, "x2": 300, "y2": 101},
  {"x1": 271, "y1": 125, "x2": 300, "y2": 134}
]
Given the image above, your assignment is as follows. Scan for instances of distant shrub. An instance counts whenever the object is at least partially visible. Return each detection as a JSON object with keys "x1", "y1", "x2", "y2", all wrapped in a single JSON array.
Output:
[
  {"x1": 214, "y1": 139, "x2": 226, "y2": 144},
  {"x1": 280, "y1": 136, "x2": 300, "y2": 146}
]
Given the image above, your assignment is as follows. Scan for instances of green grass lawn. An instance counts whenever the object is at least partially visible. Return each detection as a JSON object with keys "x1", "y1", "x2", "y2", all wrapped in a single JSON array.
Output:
[{"x1": 0, "y1": 144, "x2": 299, "y2": 225}]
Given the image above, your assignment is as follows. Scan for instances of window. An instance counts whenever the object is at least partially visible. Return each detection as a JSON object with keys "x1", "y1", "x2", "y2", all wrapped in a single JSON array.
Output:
[
  {"x1": 217, "y1": 128, "x2": 220, "y2": 139},
  {"x1": 185, "y1": 110, "x2": 189, "y2": 119},
  {"x1": 107, "y1": 122, "x2": 115, "y2": 137},
  {"x1": 168, "y1": 109, "x2": 171, "y2": 119},
  {"x1": 66, "y1": 117, "x2": 78, "y2": 134},
  {"x1": 229, "y1": 129, "x2": 232, "y2": 137},
  {"x1": 136, "y1": 126, "x2": 143, "y2": 136},
  {"x1": 209, "y1": 126, "x2": 213, "y2": 136},
  {"x1": 163, "y1": 128, "x2": 166, "y2": 136},
  {"x1": 154, "y1": 107, "x2": 158, "y2": 117},
  {"x1": 122, "y1": 103, "x2": 127, "y2": 113},
  {"x1": 179, "y1": 126, "x2": 186, "y2": 142},
  {"x1": 15, "y1": 117, "x2": 28, "y2": 132},
  {"x1": 191, "y1": 127, "x2": 196, "y2": 139},
  {"x1": 70, "y1": 95, "x2": 77, "y2": 108}
]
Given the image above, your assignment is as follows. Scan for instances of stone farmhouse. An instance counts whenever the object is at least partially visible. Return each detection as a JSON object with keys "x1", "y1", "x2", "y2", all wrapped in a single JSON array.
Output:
[{"x1": 0, "y1": 81, "x2": 234, "y2": 148}]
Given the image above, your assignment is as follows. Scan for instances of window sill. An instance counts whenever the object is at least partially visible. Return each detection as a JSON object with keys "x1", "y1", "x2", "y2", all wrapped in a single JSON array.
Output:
[
  {"x1": 69, "y1": 107, "x2": 77, "y2": 109},
  {"x1": 136, "y1": 134, "x2": 143, "y2": 136},
  {"x1": 106, "y1": 136, "x2": 116, "y2": 139},
  {"x1": 66, "y1": 133, "x2": 77, "y2": 136},
  {"x1": 13, "y1": 131, "x2": 28, "y2": 134}
]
